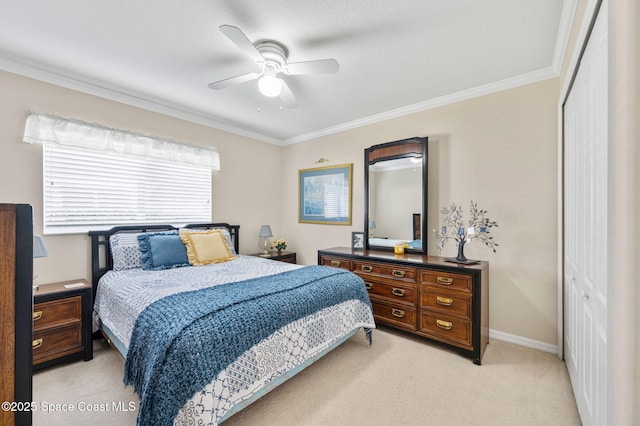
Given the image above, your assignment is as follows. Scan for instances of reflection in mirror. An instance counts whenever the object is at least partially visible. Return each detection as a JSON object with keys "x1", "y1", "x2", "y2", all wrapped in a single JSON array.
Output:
[{"x1": 365, "y1": 137, "x2": 428, "y2": 254}]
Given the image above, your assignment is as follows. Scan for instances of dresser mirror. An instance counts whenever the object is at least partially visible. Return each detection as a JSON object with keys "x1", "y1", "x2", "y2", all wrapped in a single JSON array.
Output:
[{"x1": 364, "y1": 137, "x2": 428, "y2": 254}]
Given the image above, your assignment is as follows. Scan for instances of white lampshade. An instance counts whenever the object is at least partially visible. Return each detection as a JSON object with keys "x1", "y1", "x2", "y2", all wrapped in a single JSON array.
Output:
[
  {"x1": 33, "y1": 235, "x2": 48, "y2": 258},
  {"x1": 258, "y1": 225, "x2": 273, "y2": 238},
  {"x1": 258, "y1": 74, "x2": 282, "y2": 97}
]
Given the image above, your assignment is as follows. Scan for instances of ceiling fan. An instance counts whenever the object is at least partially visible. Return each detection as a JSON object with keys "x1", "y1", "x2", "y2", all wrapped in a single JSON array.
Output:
[{"x1": 208, "y1": 25, "x2": 340, "y2": 109}]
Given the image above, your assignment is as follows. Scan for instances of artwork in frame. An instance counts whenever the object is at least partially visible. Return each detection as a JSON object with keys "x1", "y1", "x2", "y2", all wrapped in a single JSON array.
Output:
[
  {"x1": 351, "y1": 232, "x2": 365, "y2": 250},
  {"x1": 298, "y1": 164, "x2": 353, "y2": 225}
]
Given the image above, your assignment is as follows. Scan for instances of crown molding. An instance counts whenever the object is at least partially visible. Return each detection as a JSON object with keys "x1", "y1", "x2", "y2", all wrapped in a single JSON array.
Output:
[
  {"x1": 0, "y1": 52, "x2": 282, "y2": 146},
  {"x1": 2, "y1": 0, "x2": 577, "y2": 149},
  {"x1": 283, "y1": 66, "x2": 559, "y2": 145}
]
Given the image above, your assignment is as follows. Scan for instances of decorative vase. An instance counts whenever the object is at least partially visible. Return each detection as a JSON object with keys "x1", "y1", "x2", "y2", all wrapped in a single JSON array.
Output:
[
  {"x1": 277, "y1": 249, "x2": 283, "y2": 255},
  {"x1": 455, "y1": 239, "x2": 468, "y2": 262}
]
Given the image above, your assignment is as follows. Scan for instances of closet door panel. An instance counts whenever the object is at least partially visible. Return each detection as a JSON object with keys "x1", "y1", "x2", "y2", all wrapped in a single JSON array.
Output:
[{"x1": 563, "y1": 3, "x2": 608, "y2": 424}]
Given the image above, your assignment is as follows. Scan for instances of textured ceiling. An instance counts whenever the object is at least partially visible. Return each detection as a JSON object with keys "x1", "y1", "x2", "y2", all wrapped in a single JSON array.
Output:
[{"x1": 0, "y1": 1, "x2": 572, "y2": 145}]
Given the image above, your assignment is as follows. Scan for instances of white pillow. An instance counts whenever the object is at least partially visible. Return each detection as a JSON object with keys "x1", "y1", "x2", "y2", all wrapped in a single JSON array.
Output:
[{"x1": 110, "y1": 232, "x2": 144, "y2": 270}]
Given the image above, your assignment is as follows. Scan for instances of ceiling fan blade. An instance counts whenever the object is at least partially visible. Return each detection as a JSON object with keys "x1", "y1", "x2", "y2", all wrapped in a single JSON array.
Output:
[
  {"x1": 279, "y1": 79, "x2": 298, "y2": 109},
  {"x1": 208, "y1": 72, "x2": 260, "y2": 90},
  {"x1": 219, "y1": 25, "x2": 264, "y2": 63},
  {"x1": 284, "y1": 59, "x2": 339, "y2": 75}
]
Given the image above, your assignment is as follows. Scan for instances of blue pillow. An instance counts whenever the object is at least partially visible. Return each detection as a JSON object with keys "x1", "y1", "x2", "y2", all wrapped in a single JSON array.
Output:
[{"x1": 137, "y1": 231, "x2": 190, "y2": 270}]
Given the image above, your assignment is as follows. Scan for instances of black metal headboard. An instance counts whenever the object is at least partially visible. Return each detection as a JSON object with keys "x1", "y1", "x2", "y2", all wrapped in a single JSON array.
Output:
[{"x1": 88, "y1": 223, "x2": 240, "y2": 294}]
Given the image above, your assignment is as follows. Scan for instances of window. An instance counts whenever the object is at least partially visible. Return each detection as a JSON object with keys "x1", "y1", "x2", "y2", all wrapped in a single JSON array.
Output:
[
  {"x1": 43, "y1": 144, "x2": 212, "y2": 234},
  {"x1": 23, "y1": 112, "x2": 218, "y2": 235}
]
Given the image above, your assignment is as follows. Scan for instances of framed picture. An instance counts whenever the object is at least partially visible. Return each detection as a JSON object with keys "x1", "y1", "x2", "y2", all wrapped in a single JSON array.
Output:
[
  {"x1": 298, "y1": 163, "x2": 353, "y2": 225},
  {"x1": 351, "y1": 232, "x2": 365, "y2": 250}
]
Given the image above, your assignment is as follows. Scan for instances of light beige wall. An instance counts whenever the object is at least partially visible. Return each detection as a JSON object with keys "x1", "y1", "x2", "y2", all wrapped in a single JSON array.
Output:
[
  {"x1": 283, "y1": 78, "x2": 560, "y2": 345},
  {"x1": 0, "y1": 70, "x2": 283, "y2": 285}
]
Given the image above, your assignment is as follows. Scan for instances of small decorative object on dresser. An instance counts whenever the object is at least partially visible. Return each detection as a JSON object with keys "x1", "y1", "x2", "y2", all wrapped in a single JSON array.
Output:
[
  {"x1": 433, "y1": 201, "x2": 499, "y2": 264},
  {"x1": 319, "y1": 246, "x2": 489, "y2": 364},
  {"x1": 351, "y1": 232, "x2": 365, "y2": 250},
  {"x1": 33, "y1": 279, "x2": 93, "y2": 370},
  {"x1": 271, "y1": 238, "x2": 287, "y2": 255}
]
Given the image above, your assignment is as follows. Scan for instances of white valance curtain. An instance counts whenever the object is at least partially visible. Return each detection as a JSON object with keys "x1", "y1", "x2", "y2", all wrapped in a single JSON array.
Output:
[{"x1": 23, "y1": 112, "x2": 220, "y2": 170}]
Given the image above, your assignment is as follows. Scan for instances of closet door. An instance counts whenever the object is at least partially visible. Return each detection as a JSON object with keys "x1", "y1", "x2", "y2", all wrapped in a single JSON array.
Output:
[{"x1": 563, "y1": 3, "x2": 608, "y2": 425}]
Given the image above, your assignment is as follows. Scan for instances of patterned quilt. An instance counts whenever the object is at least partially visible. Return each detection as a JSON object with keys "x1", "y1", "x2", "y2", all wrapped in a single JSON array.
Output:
[{"x1": 94, "y1": 255, "x2": 375, "y2": 425}]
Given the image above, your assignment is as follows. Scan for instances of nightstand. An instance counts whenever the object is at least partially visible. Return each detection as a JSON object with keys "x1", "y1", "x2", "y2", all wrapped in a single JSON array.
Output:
[
  {"x1": 251, "y1": 251, "x2": 297, "y2": 264},
  {"x1": 33, "y1": 279, "x2": 93, "y2": 370}
]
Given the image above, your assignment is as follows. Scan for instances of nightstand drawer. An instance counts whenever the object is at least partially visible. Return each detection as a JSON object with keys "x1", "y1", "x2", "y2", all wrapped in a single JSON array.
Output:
[
  {"x1": 33, "y1": 296, "x2": 82, "y2": 331},
  {"x1": 33, "y1": 323, "x2": 83, "y2": 364}
]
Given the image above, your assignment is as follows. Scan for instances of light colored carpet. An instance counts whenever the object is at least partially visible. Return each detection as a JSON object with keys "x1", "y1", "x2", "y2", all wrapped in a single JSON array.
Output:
[{"x1": 33, "y1": 326, "x2": 581, "y2": 425}]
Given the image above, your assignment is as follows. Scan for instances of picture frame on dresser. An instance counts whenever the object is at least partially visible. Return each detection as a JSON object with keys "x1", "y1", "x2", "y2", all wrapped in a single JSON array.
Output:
[{"x1": 351, "y1": 232, "x2": 365, "y2": 250}]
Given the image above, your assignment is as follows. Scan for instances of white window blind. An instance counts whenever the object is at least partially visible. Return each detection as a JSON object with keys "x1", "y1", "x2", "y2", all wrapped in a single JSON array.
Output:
[{"x1": 43, "y1": 144, "x2": 212, "y2": 234}]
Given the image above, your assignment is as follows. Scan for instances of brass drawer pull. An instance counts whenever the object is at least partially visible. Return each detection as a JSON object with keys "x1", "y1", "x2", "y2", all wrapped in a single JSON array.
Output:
[
  {"x1": 391, "y1": 308, "x2": 405, "y2": 318},
  {"x1": 365, "y1": 283, "x2": 372, "y2": 290},
  {"x1": 361, "y1": 265, "x2": 373, "y2": 272},
  {"x1": 32, "y1": 338, "x2": 43, "y2": 349},
  {"x1": 436, "y1": 276, "x2": 453, "y2": 285},
  {"x1": 330, "y1": 260, "x2": 340, "y2": 267},
  {"x1": 392, "y1": 288, "x2": 406, "y2": 297},
  {"x1": 33, "y1": 311, "x2": 43, "y2": 321},
  {"x1": 436, "y1": 319, "x2": 453, "y2": 330},
  {"x1": 392, "y1": 269, "x2": 406, "y2": 278},
  {"x1": 436, "y1": 296, "x2": 453, "y2": 306}
]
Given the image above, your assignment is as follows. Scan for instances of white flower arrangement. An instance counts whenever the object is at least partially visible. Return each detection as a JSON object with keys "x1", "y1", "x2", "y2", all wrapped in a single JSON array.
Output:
[{"x1": 271, "y1": 239, "x2": 287, "y2": 252}]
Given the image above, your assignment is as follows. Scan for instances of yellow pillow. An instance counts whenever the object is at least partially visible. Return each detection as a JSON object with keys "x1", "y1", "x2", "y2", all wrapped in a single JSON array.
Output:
[{"x1": 179, "y1": 229, "x2": 235, "y2": 266}]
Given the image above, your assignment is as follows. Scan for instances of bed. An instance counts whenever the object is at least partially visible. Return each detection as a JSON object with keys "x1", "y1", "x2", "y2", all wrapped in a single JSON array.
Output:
[{"x1": 89, "y1": 223, "x2": 375, "y2": 425}]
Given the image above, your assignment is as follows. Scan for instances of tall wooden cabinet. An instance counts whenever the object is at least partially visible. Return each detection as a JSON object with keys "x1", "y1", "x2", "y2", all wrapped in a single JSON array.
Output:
[
  {"x1": 319, "y1": 247, "x2": 489, "y2": 364},
  {"x1": 0, "y1": 204, "x2": 33, "y2": 426}
]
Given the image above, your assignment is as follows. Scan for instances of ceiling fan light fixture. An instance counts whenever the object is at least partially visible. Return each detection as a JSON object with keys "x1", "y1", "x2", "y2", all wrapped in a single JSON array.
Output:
[{"x1": 258, "y1": 74, "x2": 282, "y2": 97}]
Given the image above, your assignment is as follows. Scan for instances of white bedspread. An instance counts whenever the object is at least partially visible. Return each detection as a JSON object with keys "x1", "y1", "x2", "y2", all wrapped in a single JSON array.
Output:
[
  {"x1": 94, "y1": 255, "x2": 301, "y2": 348},
  {"x1": 94, "y1": 255, "x2": 375, "y2": 425}
]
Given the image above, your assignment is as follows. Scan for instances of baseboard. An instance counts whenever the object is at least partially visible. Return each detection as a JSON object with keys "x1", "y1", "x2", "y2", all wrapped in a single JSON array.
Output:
[{"x1": 489, "y1": 328, "x2": 558, "y2": 354}]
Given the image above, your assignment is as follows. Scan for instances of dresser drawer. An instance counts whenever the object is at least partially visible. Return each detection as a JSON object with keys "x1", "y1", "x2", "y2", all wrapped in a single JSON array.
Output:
[
  {"x1": 33, "y1": 296, "x2": 82, "y2": 331},
  {"x1": 353, "y1": 260, "x2": 417, "y2": 284},
  {"x1": 420, "y1": 288, "x2": 471, "y2": 319},
  {"x1": 371, "y1": 299, "x2": 416, "y2": 331},
  {"x1": 421, "y1": 270, "x2": 472, "y2": 293},
  {"x1": 366, "y1": 281, "x2": 416, "y2": 306},
  {"x1": 419, "y1": 311, "x2": 472, "y2": 349},
  {"x1": 33, "y1": 323, "x2": 83, "y2": 364},
  {"x1": 319, "y1": 256, "x2": 352, "y2": 270}
]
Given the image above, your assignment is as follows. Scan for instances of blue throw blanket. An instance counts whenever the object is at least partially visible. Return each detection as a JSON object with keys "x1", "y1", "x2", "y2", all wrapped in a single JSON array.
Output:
[{"x1": 124, "y1": 265, "x2": 372, "y2": 425}]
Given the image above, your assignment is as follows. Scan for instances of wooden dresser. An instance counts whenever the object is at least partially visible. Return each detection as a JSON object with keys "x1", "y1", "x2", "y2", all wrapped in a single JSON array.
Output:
[{"x1": 318, "y1": 247, "x2": 489, "y2": 364}]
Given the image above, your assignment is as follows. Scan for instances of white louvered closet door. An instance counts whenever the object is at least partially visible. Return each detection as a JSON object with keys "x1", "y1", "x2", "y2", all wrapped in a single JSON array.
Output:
[{"x1": 563, "y1": 2, "x2": 608, "y2": 425}]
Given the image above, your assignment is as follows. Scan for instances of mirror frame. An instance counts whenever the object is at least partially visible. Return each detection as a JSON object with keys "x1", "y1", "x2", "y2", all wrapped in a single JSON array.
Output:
[{"x1": 364, "y1": 136, "x2": 428, "y2": 254}]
